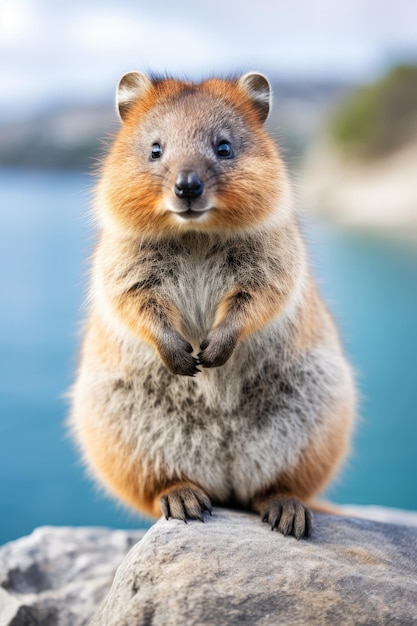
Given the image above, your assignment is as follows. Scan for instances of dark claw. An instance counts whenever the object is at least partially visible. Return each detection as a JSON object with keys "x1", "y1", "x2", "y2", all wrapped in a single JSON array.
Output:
[
  {"x1": 260, "y1": 497, "x2": 312, "y2": 539},
  {"x1": 158, "y1": 332, "x2": 200, "y2": 376},
  {"x1": 197, "y1": 351, "x2": 207, "y2": 365},
  {"x1": 197, "y1": 324, "x2": 237, "y2": 369},
  {"x1": 199, "y1": 339, "x2": 209, "y2": 351},
  {"x1": 181, "y1": 359, "x2": 200, "y2": 377},
  {"x1": 304, "y1": 507, "x2": 314, "y2": 538},
  {"x1": 159, "y1": 486, "x2": 212, "y2": 523},
  {"x1": 197, "y1": 350, "x2": 219, "y2": 368},
  {"x1": 160, "y1": 495, "x2": 170, "y2": 520},
  {"x1": 269, "y1": 503, "x2": 283, "y2": 531},
  {"x1": 293, "y1": 502, "x2": 307, "y2": 539},
  {"x1": 277, "y1": 501, "x2": 295, "y2": 536},
  {"x1": 194, "y1": 490, "x2": 213, "y2": 515}
]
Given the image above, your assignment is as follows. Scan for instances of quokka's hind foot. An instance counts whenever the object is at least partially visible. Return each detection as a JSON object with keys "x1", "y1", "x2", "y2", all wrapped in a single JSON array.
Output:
[
  {"x1": 260, "y1": 496, "x2": 313, "y2": 539},
  {"x1": 160, "y1": 485, "x2": 212, "y2": 522}
]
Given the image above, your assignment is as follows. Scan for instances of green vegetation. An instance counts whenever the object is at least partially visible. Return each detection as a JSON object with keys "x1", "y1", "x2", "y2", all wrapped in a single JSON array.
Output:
[{"x1": 330, "y1": 65, "x2": 417, "y2": 159}]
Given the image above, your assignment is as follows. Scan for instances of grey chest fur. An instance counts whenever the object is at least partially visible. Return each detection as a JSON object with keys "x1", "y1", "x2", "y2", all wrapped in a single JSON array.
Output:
[
  {"x1": 95, "y1": 232, "x2": 345, "y2": 503},
  {"x1": 112, "y1": 336, "x2": 340, "y2": 504}
]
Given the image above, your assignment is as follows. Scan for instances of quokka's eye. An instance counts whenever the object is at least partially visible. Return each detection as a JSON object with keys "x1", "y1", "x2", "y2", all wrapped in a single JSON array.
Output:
[
  {"x1": 216, "y1": 141, "x2": 233, "y2": 158},
  {"x1": 151, "y1": 143, "x2": 162, "y2": 159}
]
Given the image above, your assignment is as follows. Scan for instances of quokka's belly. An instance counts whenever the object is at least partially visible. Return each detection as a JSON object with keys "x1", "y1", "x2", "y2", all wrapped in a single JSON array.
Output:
[
  {"x1": 72, "y1": 314, "x2": 351, "y2": 507},
  {"x1": 86, "y1": 340, "x2": 345, "y2": 504}
]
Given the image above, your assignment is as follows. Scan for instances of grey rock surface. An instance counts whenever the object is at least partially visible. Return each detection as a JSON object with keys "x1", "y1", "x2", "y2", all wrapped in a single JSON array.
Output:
[
  {"x1": 91, "y1": 508, "x2": 417, "y2": 626},
  {"x1": 1, "y1": 508, "x2": 417, "y2": 626},
  {"x1": 0, "y1": 526, "x2": 144, "y2": 626}
]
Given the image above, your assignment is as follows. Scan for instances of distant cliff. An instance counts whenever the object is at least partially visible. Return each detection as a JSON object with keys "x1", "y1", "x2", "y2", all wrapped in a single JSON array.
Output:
[
  {"x1": 0, "y1": 80, "x2": 348, "y2": 171},
  {"x1": 302, "y1": 66, "x2": 417, "y2": 236},
  {"x1": 0, "y1": 105, "x2": 116, "y2": 170}
]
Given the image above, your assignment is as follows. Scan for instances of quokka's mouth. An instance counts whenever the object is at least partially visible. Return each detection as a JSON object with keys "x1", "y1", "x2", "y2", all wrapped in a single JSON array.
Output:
[
  {"x1": 176, "y1": 208, "x2": 212, "y2": 220},
  {"x1": 165, "y1": 195, "x2": 213, "y2": 219}
]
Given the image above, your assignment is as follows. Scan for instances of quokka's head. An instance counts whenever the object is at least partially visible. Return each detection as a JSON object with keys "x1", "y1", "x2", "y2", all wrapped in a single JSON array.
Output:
[{"x1": 96, "y1": 72, "x2": 290, "y2": 237}]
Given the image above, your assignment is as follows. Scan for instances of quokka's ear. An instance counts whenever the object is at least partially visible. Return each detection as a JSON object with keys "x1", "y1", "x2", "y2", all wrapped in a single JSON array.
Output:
[
  {"x1": 238, "y1": 72, "x2": 271, "y2": 124},
  {"x1": 116, "y1": 71, "x2": 153, "y2": 121}
]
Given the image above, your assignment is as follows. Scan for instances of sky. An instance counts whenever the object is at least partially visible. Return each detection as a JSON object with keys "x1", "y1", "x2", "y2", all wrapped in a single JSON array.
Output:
[{"x1": 0, "y1": 0, "x2": 416, "y2": 118}]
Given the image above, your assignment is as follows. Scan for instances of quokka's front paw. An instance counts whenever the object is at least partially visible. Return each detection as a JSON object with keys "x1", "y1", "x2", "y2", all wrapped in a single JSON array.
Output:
[
  {"x1": 158, "y1": 331, "x2": 200, "y2": 377},
  {"x1": 198, "y1": 324, "x2": 237, "y2": 368},
  {"x1": 261, "y1": 496, "x2": 313, "y2": 539},
  {"x1": 160, "y1": 485, "x2": 212, "y2": 522}
]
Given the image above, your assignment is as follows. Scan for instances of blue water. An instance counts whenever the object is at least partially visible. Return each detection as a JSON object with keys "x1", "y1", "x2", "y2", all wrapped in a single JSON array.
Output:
[{"x1": 1, "y1": 168, "x2": 416, "y2": 545}]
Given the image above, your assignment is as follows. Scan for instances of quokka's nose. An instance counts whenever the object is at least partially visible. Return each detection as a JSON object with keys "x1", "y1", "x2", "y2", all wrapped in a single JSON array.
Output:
[{"x1": 174, "y1": 170, "x2": 204, "y2": 199}]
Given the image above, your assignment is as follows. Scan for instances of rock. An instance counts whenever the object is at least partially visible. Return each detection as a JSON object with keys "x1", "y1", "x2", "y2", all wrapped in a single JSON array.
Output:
[
  {"x1": 1, "y1": 509, "x2": 417, "y2": 626},
  {"x1": 302, "y1": 140, "x2": 417, "y2": 238},
  {"x1": 0, "y1": 526, "x2": 144, "y2": 626},
  {"x1": 91, "y1": 508, "x2": 417, "y2": 626},
  {"x1": 301, "y1": 66, "x2": 417, "y2": 239}
]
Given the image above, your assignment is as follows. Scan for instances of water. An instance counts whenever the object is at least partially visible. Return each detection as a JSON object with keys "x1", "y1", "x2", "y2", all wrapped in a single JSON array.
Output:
[{"x1": 1, "y1": 168, "x2": 416, "y2": 545}]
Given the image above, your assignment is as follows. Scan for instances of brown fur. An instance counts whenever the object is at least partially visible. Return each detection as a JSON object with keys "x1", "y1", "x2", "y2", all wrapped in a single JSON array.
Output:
[
  {"x1": 70, "y1": 72, "x2": 355, "y2": 539},
  {"x1": 96, "y1": 78, "x2": 282, "y2": 238}
]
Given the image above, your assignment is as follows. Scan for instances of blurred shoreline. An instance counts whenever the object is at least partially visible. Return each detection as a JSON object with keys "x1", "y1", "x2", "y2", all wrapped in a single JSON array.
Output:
[
  {"x1": 2, "y1": 73, "x2": 416, "y2": 242},
  {"x1": 301, "y1": 139, "x2": 417, "y2": 243},
  {"x1": 0, "y1": 79, "x2": 350, "y2": 170},
  {"x1": 301, "y1": 66, "x2": 417, "y2": 240}
]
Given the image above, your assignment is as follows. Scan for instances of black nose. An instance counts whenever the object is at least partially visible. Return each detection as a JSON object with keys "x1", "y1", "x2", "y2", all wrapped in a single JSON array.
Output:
[{"x1": 174, "y1": 170, "x2": 204, "y2": 199}]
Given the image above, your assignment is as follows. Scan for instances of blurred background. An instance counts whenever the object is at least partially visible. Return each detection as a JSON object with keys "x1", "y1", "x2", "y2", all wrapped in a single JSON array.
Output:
[{"x1": 1, "y1": 0, "x2": 416, "y2": 545}]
